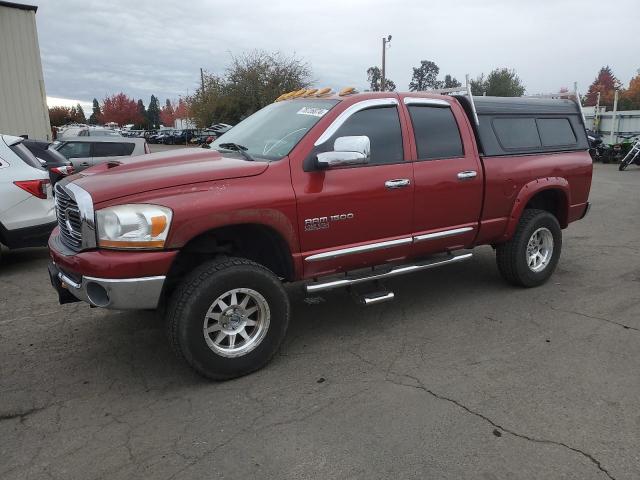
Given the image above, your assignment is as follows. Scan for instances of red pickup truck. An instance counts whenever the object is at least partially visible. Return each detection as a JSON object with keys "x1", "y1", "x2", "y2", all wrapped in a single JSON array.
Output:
[{"x1": 48, "y1": 89, "x2": 592, "y2": 379}]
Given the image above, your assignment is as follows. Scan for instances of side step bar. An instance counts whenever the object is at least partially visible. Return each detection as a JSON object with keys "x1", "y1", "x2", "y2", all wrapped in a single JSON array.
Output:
[{"x1": 305, "y1": 252, "x2": 473, "y2": 293}]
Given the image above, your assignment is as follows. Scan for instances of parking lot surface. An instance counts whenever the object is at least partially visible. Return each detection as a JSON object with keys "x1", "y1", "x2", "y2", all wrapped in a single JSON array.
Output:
[{"x1": 1, "y1": 164, "x2": 639, "y2": 480}]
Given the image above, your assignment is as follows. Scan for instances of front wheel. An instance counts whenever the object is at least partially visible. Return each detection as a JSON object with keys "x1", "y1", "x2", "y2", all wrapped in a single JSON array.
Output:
[
  {"x1": 166, "y1": 257, "x2": 290, "y2": 380},
  {"x1": 496, "y1": 209, "x2": 562, "y2": 287}
]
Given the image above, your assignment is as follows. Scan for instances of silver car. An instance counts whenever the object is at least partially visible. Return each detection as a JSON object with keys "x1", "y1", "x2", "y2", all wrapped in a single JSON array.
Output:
[{"x1": 54, "y1": 136, "x2": 149, "y2": 171}]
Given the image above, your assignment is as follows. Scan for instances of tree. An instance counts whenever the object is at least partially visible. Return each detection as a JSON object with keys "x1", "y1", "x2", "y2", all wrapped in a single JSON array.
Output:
[
  {"x1": 75, "y1": 103, "x2": 86, "y2": 123},
  {"x1": 48, "y1": 106, "x2": 85, "y2": 127},
  {"x1": 147, "y1": 95, "x2": 160, "y2": 129},
  {"x1": 409, "y1": 60, "x2": 441, "y2": 91},
  {"x1": 367, "y1": 66, "x2": 396, "y2": 92},
  {"x1": 88, "y1": 98, "x2": 101, "y2": 124},
  {"x1": 101, "y1": 93, "x2": 143, "y2": 126},
  {"x1": 584, "y1": 66, "x2": 622, "y2": 109},
  {"x1": 469, "y1": 69, "x2": 525, "y2": 96},
  {"x1": 483, "y1": 68, "x2": 525, "y2": 96},
  {"x1": 443, "y1": 74, "x2": 461, "y2": 89},
  {"x1": 160, "y1": 99, "x2": 175, "y2": 127},
  {"x1": 187, "y1": 51, "x2": 312, "y2": 126},
  {"x1": 469, "y1": 74, "x2": 485, "y2": 95},
  {"x1": 136, "y1": 99, "x2": 147, "y2": 128},
  {"x1": 620, "y1": 73, "x2": 640, "y2": 110}
]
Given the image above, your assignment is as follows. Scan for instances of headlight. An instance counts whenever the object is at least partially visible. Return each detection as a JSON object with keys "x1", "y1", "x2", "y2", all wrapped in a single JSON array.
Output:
[{"x1": 96, "y1": 204, "x2": 172, "y2": 249}]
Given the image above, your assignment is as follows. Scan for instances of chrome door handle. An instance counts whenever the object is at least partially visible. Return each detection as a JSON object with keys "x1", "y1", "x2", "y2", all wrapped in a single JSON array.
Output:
[
  {"x1": 385, "y1": 178, "x2": 411, "y2": 189},
  {"x1": 457, "y1": 170, "x2": 477, "y2": 180}
]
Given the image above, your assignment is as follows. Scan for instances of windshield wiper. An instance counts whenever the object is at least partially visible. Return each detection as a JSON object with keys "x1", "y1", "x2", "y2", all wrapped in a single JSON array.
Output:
[{"x1": 218, "y1": 142, "x2": 255, "y2": 161}]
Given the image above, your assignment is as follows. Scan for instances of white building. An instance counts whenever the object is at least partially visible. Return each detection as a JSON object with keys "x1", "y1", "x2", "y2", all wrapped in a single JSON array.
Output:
[{"x1": 0, "y1": 1, "x2": 51, "y2": 140}]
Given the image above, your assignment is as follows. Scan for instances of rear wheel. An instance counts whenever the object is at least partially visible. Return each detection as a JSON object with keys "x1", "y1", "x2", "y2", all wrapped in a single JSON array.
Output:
[
  {"x1": 166, "y1": 257, "x2": 290, "y2": 380},
  {"x1": 496, "y1": 209, "x2": 562, "y2": 287}
]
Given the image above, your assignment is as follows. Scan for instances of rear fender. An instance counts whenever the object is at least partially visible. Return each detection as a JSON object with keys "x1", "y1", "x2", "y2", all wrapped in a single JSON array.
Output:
[{"x1": 503, "y1": 177, "x2": 570, "y2": 240}]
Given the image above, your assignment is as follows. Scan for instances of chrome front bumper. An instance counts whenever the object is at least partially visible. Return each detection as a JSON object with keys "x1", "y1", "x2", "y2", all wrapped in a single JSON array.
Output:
[{"x1": 55, "y1": 266, "x2": 165, "y2": 310}]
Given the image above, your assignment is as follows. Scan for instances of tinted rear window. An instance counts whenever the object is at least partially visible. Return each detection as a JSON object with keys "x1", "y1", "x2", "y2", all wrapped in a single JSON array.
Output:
[
  {"x1": 93, "y1": 142, "x2": 135, "y2": 157},
  {"x1": 408, "y1": 106, "x2": 464, "y2": 160},
  {"x1": 492, "y1": 118, "x2": 541, "y2": 150},
  {"x1": 536, "y1": 118, "x2": 577, "y2": 147},
  {"x1": 10, "y1": 143, "x2": 45, "y2": 170}
]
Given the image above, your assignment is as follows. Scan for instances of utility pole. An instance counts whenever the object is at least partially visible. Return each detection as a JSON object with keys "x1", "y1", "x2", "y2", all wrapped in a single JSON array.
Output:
[
  {"x1": 200, "y1": 68, "x2": 205, "y2": 96},
  {"x1": 381, "y1": 35, "x2": 392, "y2": 92}
]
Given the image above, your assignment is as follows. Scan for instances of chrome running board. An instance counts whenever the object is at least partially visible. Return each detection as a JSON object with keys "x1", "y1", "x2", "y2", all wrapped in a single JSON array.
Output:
[{"x1": 305, "y1": 252, "x2": 473, "y2": 293}]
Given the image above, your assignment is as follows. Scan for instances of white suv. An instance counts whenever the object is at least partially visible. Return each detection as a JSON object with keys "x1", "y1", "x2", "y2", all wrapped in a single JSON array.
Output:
[{"x1": 0, "y1": 135, "x2": 56, "y2": 253}]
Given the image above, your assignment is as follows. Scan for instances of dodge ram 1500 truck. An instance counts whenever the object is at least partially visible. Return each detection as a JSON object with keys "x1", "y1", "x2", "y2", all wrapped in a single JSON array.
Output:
[{"x1": 48, "y1": 88, "x2": 593, "y2": 379}]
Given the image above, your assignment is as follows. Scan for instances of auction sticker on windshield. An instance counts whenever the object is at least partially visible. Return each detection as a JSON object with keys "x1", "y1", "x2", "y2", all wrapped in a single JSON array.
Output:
[{"x1": 297, "y1": 107, "x2": 329, "y2": 117}]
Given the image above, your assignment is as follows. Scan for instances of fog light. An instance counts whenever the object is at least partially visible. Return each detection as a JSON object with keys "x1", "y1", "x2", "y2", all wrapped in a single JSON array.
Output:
[{"x1": 86, "y1": 282, "x2": 110, "y2": 307}]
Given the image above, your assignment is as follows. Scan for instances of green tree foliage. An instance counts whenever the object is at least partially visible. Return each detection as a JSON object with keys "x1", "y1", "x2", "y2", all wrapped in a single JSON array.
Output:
[
  {"x1": 584, "y1": 66, "x2": 622, "y2": 109},
  {"x1": 469, "y1": 69, "x2": 525, "y2": 96},
  {"x1": 88, "y1": 98, "x2": 101, "y2": 124},
  {"x1": 187, "y1": 51, "x2": 312, "y2": 127},
  {"x1": 48, "y1": 106, "x2": 85, "y2": 126},
  {"x1": 469, "y1": 74, "x2": 485, "y2": 95},
  {"x1": 75, "y1": 103, "x2": 86, "y2": 123},
  {"x1": 443, "y1": 74, "x2": 461, "y2": 89},
  {"x1": 366, "y1": 66, "x2": 396, "y2": 92},
  {"x1": 409, "y1": 60, "x2": 440, "y2": 91},
  {"x1": 136, "y1": 99, "x2": 147, "y2": 128},
  {"x1": 147, "y1": 95, "x2": 160, "y2": 129}
]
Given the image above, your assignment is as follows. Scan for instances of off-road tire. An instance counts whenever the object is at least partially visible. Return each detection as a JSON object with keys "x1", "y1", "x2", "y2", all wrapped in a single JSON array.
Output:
[
  {"x1": 496, "y1": 209, "x2": 562, "y2": 287},
  {"x1": 166, "y1": 257, "x2": 290, "y2": 380}
]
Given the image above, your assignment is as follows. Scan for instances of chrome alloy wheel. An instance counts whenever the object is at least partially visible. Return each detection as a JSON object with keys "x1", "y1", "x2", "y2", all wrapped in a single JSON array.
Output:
[
  {"x1": 203, "y1": 288, "x2": 270, "y2": 358},
  {"x1": 526, "y1": 227, "x2": 554, "y2": 273}
]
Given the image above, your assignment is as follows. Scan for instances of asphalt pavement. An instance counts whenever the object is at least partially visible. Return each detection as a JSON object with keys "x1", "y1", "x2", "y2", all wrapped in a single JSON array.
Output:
[{"x1": 1, "y1": 163, "x2": 639, "y2": 479}]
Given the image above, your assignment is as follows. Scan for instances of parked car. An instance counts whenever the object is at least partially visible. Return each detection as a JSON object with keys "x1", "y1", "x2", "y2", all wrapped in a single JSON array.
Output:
[
  {"x1": 58, "y1": 126, "x2": 122, "y2": 139},
  {"x1": 21, "y1": 139, "x2": 74, "y2": 187},
  {"x1": 48, "y1": 91, "x2": 592, "y2": 380},
  {"x1": 0, "y1": 135, "x2": 55, "y2": 254},
  {"x1": 171, "y1": 129, "x2": 198, "y2": 145},
  {"x1": 210, "y1": 123, "x2": 233, "y2": 137},
  {"x1": 53, "y1": 137, "x2": 149, "y2": 172}
]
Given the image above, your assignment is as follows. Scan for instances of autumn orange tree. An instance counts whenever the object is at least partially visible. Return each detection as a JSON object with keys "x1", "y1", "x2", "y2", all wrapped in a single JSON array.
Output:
[
  {"x1": 159, "y1": 99, "x2": 175, "y2": 127},
  {"x1": 620, "y1": 74, "x2": 640, "y2": 110},
  {"x1": 584, "y1": 66, "x2": 622, "y2": 109},
  {"x1": 101, "y1": 93, "x2": 143, "y2": 126}
]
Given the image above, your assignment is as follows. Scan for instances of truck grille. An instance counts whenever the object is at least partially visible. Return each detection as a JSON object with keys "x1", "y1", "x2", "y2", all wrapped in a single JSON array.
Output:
[{"x1": 55, "y1": 185, "x2": 82, "y2": 251}]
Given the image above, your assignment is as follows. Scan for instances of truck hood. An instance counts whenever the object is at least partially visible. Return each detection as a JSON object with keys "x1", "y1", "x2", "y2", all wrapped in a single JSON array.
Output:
[{"x1": 67, "y1": 148, "x2": 268, "y2": 203}]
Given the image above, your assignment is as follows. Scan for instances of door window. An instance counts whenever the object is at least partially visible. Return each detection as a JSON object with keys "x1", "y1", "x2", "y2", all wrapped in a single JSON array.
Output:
[
  {"x1": 325, "y1": 106, "x2": 404, "y2": 165},
  {"x1": 58, "y1": 142, "x2": 91, "y2": 159},
  {"x1": 408, "y1": 106, "x2": 464, "y2": 160},
  {"x1": 93, "y1": 142, "x2": 135, "y2": 157}
]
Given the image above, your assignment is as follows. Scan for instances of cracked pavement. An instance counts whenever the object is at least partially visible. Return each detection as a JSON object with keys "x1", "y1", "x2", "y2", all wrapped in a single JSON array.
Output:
[{"x1": 1, "y1": 163, "x2": 639, "y2": 479}]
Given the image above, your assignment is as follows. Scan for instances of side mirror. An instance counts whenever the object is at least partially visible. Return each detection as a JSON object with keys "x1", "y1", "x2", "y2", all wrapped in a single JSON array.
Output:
[{"x1": 316, "y1": 135, "x2": 370, "y2": 169}]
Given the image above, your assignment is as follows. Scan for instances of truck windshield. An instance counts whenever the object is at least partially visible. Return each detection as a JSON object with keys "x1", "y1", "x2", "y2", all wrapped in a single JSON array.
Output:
[{"x1": 211, "y1": 99, "x2": 340, "y2": 161}]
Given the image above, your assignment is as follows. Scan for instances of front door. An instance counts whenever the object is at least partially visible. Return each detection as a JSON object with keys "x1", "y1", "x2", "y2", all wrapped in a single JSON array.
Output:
[
  {"x1": 292, "y1": 102, "x2": 414, "y2": 278},
  {"x1": 404, "y1": 99, "x2": 484, "y2": 256},
  {"x1": 58, "y1": 141, "x2": 92, "y2": 171}
]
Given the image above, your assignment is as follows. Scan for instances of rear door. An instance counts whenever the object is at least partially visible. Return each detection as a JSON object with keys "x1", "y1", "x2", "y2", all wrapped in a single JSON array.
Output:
[
  {"x1": 404, "y1": 97, "x2": 483, "y2": 256},
  {"x1": 91, "y1": 142, "x2": 135, "y2": 166},
  {"x1": 57, "y1": 141, "x2": 93, "y2": 170}
]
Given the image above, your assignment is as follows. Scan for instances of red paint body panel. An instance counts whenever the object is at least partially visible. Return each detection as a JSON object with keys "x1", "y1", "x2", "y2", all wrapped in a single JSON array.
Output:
[
  {"x1": 49, "y1": 227, "x2": 177, "y2": 278},
  {"x1": 48, "y1": 91, "x2": 593, "y2": 287}
]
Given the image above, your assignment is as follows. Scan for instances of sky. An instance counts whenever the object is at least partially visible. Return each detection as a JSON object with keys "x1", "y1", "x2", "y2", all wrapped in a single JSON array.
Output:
[{"x1": 37, "y1": 0, "x2": 639, "y2": 109}]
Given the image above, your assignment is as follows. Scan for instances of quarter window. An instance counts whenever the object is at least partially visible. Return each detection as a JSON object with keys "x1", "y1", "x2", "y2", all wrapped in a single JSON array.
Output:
[
  {"x1": 536, "y1": 118, "x2": 576, "y2": 147},
  {"x1": 492, "y1": 118, "x2": 541, "y2": 150},
  {"x1": 328, "y1": 107, "x2": 403, "y2": 165},
  {"x1": 93, "y1": 142, "x2": 135, "y2": 157},
  {"x1": 408, "y1": 106, "x2": 463, "y2": 160}
]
